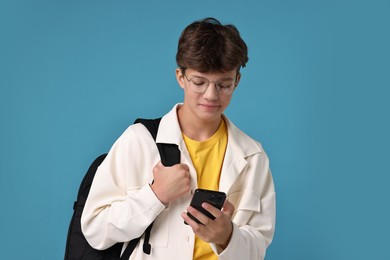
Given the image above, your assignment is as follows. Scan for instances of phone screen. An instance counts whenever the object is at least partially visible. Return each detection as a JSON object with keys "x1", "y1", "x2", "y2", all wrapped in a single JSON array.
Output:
[{"x1": 186, "y1": 189, "x2": 226, "y2": 224}]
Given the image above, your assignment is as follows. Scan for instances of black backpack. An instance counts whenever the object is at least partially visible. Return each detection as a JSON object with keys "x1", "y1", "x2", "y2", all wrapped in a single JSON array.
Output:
[{"x1": 64, "y1": 118, "x2": 180, "y2": 260}]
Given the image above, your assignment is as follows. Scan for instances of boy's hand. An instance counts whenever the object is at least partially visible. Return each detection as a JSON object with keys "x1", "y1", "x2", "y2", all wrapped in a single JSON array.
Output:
[
  {"x1": 151, "y1": 161, "x2": 191, "y2": 204},
  {"x1": 181, "y1": 200, "x2": 235, "y2": 250}
]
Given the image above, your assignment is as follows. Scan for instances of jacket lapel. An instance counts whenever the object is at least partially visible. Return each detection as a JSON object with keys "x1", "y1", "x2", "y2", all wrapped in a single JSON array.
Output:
[
  {"x1": 219, "y1": 116, "x2": 263, "y2": 194},
  {"x1": 219, "y1": 147, "x2": 248, "y2": 193}
]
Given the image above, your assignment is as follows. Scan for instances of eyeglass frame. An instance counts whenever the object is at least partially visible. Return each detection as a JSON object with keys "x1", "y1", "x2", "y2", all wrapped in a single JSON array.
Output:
[{"x1": 181, "y1": 69, "x2": 239, "y2": 95}]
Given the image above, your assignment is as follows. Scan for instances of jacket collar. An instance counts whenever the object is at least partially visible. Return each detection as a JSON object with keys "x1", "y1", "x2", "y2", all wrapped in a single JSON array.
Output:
[
  {"x1": 156, "y1": 104, "x2": 263, "y2": 192},
  {"x1": 156, "y1": 104, "x2": 183, "y2": 146}
]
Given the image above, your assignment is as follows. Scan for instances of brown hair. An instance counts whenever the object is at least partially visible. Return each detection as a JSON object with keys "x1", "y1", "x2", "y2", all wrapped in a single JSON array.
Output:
[{"x1": 176, "y1": 18, "x2": 248, "y2": 73}]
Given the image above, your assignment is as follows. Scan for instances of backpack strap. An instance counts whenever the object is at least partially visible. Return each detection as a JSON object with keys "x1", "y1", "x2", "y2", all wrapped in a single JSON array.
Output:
[
  {"x1": 135, "y1": 118, "x2": 181, "y2": 167},
  {"x1": 120, "y1": 118, "x2": 180, "y2": 259}
]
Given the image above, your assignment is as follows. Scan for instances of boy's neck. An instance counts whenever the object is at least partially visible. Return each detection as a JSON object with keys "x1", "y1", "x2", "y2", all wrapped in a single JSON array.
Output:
[{"x1": 177, "y1": 105, "x2": 222, "y2": 142}]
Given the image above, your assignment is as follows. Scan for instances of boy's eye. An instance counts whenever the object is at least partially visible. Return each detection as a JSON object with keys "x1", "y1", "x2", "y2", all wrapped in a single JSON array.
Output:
[
  {"x1": 192, "y1": 79, "x2": 207, "y2": 86},
  {"x1": 218, "y1": 82, "x2": 233, "y2": 89}
]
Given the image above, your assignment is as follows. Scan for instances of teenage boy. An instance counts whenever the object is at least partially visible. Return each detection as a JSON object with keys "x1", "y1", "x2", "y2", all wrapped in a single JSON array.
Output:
[{"x1": 81, "y1": 17, "x2": 276, "y2": 260}]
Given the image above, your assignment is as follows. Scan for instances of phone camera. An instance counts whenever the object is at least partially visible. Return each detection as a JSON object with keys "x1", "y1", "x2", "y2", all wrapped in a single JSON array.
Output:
[{"x1": 208, "y1": 195, "x2": 222, "y2": 204}]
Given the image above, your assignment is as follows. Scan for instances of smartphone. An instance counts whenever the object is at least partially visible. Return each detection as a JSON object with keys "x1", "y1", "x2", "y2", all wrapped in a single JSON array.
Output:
[{"x1": 185, "y1": 189, "x2": 226, "y2": 225}]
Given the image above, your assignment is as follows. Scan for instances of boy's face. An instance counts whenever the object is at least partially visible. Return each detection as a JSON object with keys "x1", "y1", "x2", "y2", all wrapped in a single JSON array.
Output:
[{"x1": 176, "y1": 68, "x2": 240, "y2": 123}]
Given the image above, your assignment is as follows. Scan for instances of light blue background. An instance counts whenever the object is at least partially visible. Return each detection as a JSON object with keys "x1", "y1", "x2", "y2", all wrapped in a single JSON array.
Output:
[{"x1": 1, "y1": 0, "x2": 389, "y2": 259}]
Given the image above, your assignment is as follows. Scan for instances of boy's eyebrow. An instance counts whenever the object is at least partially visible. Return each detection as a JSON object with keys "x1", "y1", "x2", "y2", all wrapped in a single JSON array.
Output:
[{"x1": 189, "y1": 75, "x2": 235, "y2": 81}]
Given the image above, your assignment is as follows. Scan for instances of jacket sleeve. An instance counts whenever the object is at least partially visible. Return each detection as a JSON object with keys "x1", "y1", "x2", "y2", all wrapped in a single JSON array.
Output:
[
  {"x1": 212, "y1": 152, "x2": 276, "y2": 260},
  {"x1": 80, "y1": 125, "x2": 166, "y2": 250}
]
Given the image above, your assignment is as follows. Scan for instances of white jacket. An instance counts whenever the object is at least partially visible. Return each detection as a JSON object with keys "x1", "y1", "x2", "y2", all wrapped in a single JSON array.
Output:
[{"x1": 81, "y1": 104, "x2": 276, "y2": 260}]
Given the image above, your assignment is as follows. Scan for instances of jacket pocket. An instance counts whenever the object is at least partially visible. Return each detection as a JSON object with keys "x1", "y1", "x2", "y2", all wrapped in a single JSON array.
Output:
[{"x1": 228, "y1": 190, "x2": 261, "y2": 226}]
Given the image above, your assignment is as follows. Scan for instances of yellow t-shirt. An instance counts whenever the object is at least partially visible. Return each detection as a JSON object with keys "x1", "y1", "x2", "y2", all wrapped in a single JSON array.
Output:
[{"x1": 182, "y1": 119, "x2": 228, "y2": 260}]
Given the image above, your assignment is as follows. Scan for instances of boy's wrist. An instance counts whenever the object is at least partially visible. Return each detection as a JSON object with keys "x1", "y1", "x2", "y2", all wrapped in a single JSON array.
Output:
[{"x1": 217, "y1": 221, "x2": 233, "y2": 250}]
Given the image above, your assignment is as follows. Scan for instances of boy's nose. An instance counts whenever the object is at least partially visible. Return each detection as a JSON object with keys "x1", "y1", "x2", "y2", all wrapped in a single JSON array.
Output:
[{"x1": 203, "y1": 82, "x2": 219, "y2": 100}]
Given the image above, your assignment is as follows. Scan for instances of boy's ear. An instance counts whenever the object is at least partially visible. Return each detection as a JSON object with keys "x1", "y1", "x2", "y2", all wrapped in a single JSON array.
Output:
[
  {"x1": 236, "y1": 73, "x2": 242, "y2": 86},
  {"x1": 176, "y1": 68, "x2": 185, "y2": 89}
]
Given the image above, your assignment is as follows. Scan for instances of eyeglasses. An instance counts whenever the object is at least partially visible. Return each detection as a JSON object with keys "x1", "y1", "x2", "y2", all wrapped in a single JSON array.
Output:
[{"x1": 183, "y1": 74, "x2": 237, "y2": 95}]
